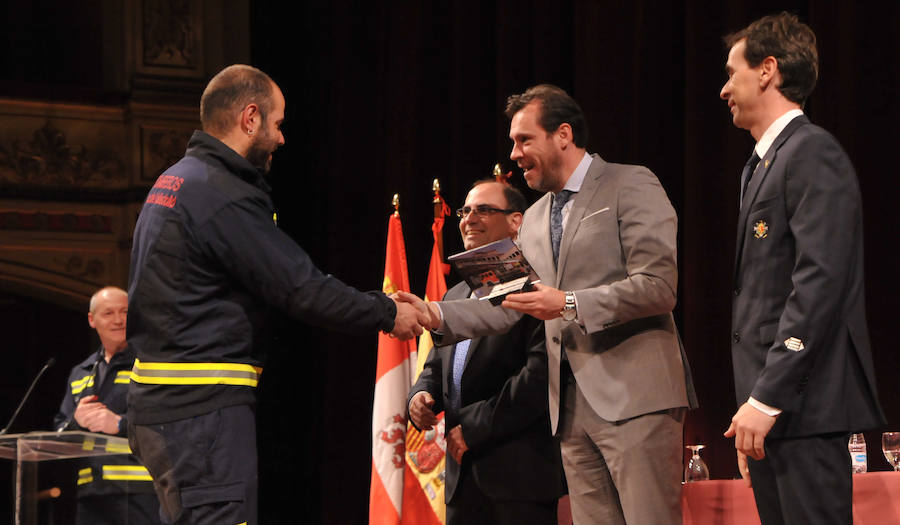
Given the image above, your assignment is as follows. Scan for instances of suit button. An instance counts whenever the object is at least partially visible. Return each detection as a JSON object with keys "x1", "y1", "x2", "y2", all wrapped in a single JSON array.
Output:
[
  {"x1": 552, "y1": 337, "x2": 560, "y2": 344},
  {"x1": 734, "y1": 288, "x2": 741, "y2": 296},
  {"x1": 732, "y1": 332, "x2": 741, "y2": 343}
]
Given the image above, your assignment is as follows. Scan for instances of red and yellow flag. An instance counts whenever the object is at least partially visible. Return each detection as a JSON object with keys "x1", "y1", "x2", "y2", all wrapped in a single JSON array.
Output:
[
  {"x1": 404, "y1": 192, "x2": 451, "y2": 524},
  {"x1": 370, "y1": 206, "x2": 437, "y2": 525}
]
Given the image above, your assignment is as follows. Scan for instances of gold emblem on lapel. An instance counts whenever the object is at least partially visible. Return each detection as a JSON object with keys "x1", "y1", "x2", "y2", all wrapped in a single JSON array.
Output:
[
  {"x1": 753, "y1": 220, "x2": 769, "y2": 239},
  {"x1": 764, "y1": 159, "x2": 770, "y2": 169}
]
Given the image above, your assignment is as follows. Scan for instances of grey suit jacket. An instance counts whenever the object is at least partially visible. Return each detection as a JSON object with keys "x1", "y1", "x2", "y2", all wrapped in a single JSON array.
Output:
[
  {"x1": 731, "y1": 116, "x2": 884, "y2": 437},
  {"x1": 437, "y1": 154, "x2": 697, "y2": 433}
]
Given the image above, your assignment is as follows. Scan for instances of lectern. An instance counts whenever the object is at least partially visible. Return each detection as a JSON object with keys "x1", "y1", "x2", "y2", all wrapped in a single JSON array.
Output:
[{"x1": 0, "y1": 431, "x2": 132, "y2": 525}]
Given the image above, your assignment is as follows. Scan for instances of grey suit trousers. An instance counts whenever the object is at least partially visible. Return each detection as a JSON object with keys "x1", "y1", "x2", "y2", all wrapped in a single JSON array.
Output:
[{"x1": 559, "y1": 379, "x2": 684, "y2": 524}]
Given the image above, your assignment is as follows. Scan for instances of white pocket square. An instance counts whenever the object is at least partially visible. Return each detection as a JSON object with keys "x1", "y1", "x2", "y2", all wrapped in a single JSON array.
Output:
[{"x1": 581, "y1": 207, "x2": 610, "y2": 222}]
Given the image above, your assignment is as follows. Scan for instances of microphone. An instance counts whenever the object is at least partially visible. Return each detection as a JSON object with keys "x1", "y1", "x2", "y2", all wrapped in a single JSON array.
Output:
[{"x1": 0, "y1": 357, "x2": 55, "y2": 435}]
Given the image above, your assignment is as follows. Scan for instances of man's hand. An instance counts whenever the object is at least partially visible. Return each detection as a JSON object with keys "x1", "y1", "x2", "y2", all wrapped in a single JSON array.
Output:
[
  {"x1": 500, "y1": 283, "x2": 566, "y2": 320},
  {"x1": 409, "y1": 391, "x2": 438, "y2": 430},
  {"x1": 737, "y1": 451, "x2": 752, "y2": 487},
  {"x1": 73, "y1": 395, "x2": 121, "y2": 435},
  {"x1": 447, "y1": 425, "x2": 469, "y2": 464},
  {"x1": 724, "y1": 402, "x2": 777, "y2": 460},
  {"x1": 389, "y1": 297, "x2": 427, "y2": 340},
  {"x1": 393, "y1": 291, "x2": 441, "y2": 330}
]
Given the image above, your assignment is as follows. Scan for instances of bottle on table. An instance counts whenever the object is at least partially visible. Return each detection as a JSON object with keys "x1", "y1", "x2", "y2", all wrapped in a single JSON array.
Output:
[{"x1": 849, "y1": 433, "x2": 867, "y2": 474}]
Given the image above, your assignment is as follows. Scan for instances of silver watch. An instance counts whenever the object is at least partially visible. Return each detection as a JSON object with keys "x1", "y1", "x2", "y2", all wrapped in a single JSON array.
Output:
[{"x1": 560, "y1": 291, "x2": 577, "y2": 321}]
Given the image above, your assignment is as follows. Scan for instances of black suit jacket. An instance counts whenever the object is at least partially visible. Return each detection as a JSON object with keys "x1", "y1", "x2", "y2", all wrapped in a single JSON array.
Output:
[
  {"x1": 408, "y1": 282, "x2": 562, "y2": 503},
  {"x1": 731, "y1": 115, "x2": 884, "y2": 438}
]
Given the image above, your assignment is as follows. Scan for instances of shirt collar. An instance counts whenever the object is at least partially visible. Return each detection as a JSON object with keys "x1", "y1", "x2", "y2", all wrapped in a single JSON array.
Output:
[
  {"x1": 560, "y1": 152, "x2": 593, "y2": 194},
  {"x1": 754, "y1": 109, "x2": 804, "y2": 159}
]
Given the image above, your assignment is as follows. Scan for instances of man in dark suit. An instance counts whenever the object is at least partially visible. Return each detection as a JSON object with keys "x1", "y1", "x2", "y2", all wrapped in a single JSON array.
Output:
[
  {"x1": 402, "y1": 85, "x2": 696, "y2": 524},
  {"x1": 720, "y1": 12, "x2": 885, "y2": 524},
  {"x1": 408, "y1": 180, "x2": 562, "y2": 525}
]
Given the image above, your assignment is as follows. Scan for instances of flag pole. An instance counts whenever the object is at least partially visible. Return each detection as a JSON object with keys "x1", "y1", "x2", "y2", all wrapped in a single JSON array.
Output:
[{"x1": 431, "y1": 180, "x2": 444, "y2": 260}]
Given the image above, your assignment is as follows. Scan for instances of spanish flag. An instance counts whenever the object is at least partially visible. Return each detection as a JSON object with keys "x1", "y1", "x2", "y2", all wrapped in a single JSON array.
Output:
[
  {"x1": 370, "y1": 206, "x2": 436, "y2": 524},
  {"x1": 404, "y1": 193, "x2": 451, "y2": 524}
]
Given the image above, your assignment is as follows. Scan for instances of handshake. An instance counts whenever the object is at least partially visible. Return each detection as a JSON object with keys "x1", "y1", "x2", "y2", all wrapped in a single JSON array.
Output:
[{"x1": 387, "y1": 291, "x2": 442, "y2": 340}]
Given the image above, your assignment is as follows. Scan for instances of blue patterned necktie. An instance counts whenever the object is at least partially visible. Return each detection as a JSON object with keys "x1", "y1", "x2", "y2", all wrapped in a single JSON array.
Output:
[
  {"x1": 550, "y1": 190, "x2": 574, "y2": 266},
  {"x1": 449, "y1": 339, "x2": 471, "y2": 413}
]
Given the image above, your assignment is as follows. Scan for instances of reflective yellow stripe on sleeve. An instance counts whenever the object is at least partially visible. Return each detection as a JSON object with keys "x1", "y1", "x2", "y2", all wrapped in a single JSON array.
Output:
[
  {"x1": 114, "y1": 370, "x2": 133, "y2": 384},
  {"x1": 105, "y1": 441, "x2": 132, "y2": 454},
  {"x1": 77, "y1": 467, "x2": 93, "y2": 485},
  {"x1": 131, "y1": 359, "x2": 263, "y2": 387},
  {"x1": 102, "y1": 465, "x2": 153, "y2": 482},
  {"x1": 70, "y1": 374, "x2": 95, "y2": 395}
]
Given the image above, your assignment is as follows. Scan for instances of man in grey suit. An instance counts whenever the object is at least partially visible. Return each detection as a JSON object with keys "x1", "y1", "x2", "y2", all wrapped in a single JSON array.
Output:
[
  {"x1": 408, "y1": 180, "x2": 562, "y2": 525},
  {"x1": 720, "y1": 13, "x2": 884, "y2": 524},
  {"x1": 402, "y1": 84, "x2": 696, "y2": 524}
]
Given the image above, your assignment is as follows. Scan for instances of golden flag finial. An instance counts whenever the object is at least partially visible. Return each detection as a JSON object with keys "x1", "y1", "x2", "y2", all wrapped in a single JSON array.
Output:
[{"x1": 493, "y1": 163, "x2": 512, "y2": 184}]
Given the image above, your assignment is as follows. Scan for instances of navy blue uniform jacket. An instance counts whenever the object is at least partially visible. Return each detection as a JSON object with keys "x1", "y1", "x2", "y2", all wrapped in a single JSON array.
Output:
[{"x1": 127, "y1": 131, "x2": 396, "y2": 425}]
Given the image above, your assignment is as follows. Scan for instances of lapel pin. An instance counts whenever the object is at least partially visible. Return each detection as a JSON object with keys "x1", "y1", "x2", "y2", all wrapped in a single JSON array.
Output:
[{"x1": 753, "y1": 220, "x2": 769, "y2": 239}]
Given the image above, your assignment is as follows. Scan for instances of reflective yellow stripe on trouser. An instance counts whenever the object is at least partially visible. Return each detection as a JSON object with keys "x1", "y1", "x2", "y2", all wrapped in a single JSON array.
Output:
[
  {"x1": 131, "y1": 359, "x2": 263, "y2": 387},
  {"x1": 102, "y1": 465, "x2": 153, "y2": 482}
]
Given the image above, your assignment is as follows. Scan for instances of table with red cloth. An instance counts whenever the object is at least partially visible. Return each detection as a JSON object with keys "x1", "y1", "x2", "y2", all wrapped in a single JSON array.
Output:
[
  {"x1": 681, "y1": 471, "x2": 900, "y2": 524},
  {"x1": 556, "y1": 472, "x2": 899, "y2": 524}
]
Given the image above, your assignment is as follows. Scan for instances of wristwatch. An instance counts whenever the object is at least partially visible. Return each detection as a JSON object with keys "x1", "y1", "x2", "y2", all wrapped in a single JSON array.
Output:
[{"x1": 560, "y1": 291, "x2": 577, "y2": 321}]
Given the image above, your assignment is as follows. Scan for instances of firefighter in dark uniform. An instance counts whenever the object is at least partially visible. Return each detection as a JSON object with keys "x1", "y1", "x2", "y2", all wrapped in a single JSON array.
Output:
[
  {"x1": 125, "y1": 64, "x2": 427, "y2": 525},
  {"x1": 54, "y1": 286, "x2": 160, "y2": 525}
]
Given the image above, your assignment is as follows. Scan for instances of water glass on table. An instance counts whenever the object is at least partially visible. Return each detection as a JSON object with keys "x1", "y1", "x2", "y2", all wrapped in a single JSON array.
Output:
[
  {"x1": 883, "y1": 432, "x2": 900, "y2": 471},
  {"x1": 685, "y1": 444, "x2": 710, "y2": 482}
]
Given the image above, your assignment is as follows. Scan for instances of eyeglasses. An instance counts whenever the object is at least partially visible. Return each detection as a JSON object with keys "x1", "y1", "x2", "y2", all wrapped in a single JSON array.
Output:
[{"x1": 455, "y1": 205, "x2": 519, "y2": 218}]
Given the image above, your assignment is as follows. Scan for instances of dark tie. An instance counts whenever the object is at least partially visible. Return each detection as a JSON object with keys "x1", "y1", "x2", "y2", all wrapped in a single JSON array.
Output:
[
  {"x1": 740, "y1": 152, "x2": 761, "y2": 205},
  {"x1": 449, "y1": 339, "x2": 471, "y2": 413},
  {"x1": 550, "y1": 190, "x2": 574, "y2": 265}
]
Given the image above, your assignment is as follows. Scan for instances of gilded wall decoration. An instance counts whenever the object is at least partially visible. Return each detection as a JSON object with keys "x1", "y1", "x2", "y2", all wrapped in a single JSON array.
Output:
[
  {"x1": 142, "y1": 0, "x2": 197, "y2": 68},
  {"x1": 0, "y1": 211, "x2": 112, "y2": 233},
  {"x1": 0, "y1": 121, "x2": 125, "y2": 187}
]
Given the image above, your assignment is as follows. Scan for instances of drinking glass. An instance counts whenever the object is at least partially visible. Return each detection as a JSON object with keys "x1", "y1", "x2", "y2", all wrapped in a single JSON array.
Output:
[
  {"x1": 685, "y1": 444, "x2": 710, "y2": 482},
  {"x1": 882, "y1": 432, "x2": 900, "y2": 471}
]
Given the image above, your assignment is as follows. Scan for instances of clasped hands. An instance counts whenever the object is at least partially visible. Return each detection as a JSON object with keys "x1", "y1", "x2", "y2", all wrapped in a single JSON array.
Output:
[
  {"x1": 387, "y1": 292, "x2": 441, "y2": 339},
  {"x1": 74, "y1": 395, "x2": 122, "y2": 435},
  {"x1": 389, "y1": 283, "x2": 569, "y2": 340},
  {"x1": 409, "y1": 391, "x2": 468, "y2": 463}
]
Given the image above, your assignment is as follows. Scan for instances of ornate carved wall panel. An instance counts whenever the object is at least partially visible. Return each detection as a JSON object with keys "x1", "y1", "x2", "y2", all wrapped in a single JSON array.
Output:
[
  {"x1": 0, "y1": 0, "x2": 248, "y2": 309},
  {"x1": 0, "y1": 199, "x2": 142, "y2": 311},
  {"x1": 0, "y1": 99, "x2": 131, "y2": 192}
]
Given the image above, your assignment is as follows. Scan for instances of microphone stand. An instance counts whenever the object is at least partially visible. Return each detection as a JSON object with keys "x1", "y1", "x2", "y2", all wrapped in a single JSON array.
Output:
[{"x1": 0, "y1": 358, "x2": 56, "y2": 436}]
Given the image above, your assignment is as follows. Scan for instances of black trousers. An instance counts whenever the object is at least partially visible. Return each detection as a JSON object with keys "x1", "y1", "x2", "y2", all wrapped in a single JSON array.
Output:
[
  {"x1": 76, "y1": 492, "x2": 161, "y2": 525},
  {"x1": 748, "y1": 432, "x2": 852, "y2": 525},
  {"x1": 446, "y1": 463, "x2": 557, "y2": 525},
  {"x1": 129, "y1": 405, "x2": 258, "y2": 525}
]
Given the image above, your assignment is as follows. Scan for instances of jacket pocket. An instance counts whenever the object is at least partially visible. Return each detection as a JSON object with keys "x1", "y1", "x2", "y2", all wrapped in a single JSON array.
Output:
[{"x1": 759, "y1": 321, "x2": 778, "y2": 346}]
